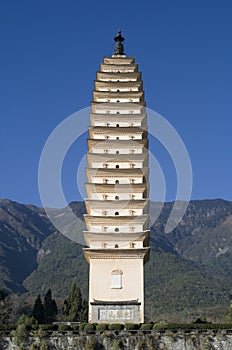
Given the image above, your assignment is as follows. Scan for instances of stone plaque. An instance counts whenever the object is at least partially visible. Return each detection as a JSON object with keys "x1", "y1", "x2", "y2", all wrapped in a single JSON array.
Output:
[{"x1": 99, "y1": 309, "x2": 133, "y2": 320}]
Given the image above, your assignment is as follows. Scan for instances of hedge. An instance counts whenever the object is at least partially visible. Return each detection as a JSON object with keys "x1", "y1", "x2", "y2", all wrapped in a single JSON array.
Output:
[
  {"x1": 58, "y1": 324, "x2": 72, "y2": 332},
  {"x1": 84, "y1": 323, "x2": 96, "y2": 333},
  {"x1": 140, "y1": 324, "x2": 153, "y2": 330},
  {"x1": 108, "y1": 323, "x2": 124, "y2": 331},
  {"x1": 96, "y1": 323, "x2": 108, "y2": 331},
  {"x1": 125, "y1": 323, "x2": 140, "y2": 330},
  {"x1": 79, "y1": 323, "x2": 87, "y2": 331}
]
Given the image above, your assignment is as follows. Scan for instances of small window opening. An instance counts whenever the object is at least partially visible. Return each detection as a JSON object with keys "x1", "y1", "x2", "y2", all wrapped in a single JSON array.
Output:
[{"x1": 111, "y1": 269, "x2": 122, "y2": 289}]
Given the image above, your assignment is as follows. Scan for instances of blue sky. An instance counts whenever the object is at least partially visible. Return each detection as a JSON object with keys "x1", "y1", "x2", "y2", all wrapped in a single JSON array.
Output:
[{"x1": 0, "y1": 0, "x2": 231, "y2": 206}]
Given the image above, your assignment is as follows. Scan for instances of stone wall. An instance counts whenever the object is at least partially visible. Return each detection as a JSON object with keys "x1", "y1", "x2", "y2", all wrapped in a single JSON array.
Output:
[{"x1": 1, "y1": 330, "x2": 232, "y2": 350}]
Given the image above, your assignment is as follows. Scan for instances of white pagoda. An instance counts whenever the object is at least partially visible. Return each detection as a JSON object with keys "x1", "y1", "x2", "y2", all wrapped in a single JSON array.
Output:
[{"x1": 83, "y1": 31, "x2": 150, "y2": 323}]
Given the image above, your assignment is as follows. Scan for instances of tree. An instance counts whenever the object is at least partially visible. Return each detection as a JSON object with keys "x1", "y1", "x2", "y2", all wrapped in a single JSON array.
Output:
[
  {"x1": 43, "y1": 289, "x2": 58, "y2": 323},
  {"x1": 0, "y1": 289, "x2": 12, "y2": 324},
  {"x1": 62, "y1": 283, "x2": 87, "y2": 322},
  {"x1": 81, "y1": 298, "x2": 88, "y2": 322},
  {"x1": 32, "y1": 295, "x2": 44, "y2": 324},
  {"x1": 17, "y1": 314, "x2": 38, "y2": 328}
]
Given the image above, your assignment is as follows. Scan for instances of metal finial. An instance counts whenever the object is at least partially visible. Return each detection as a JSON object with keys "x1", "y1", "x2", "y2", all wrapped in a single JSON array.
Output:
[{"x1": 113, "y1": 30, "x2": 125, "y2": 55}]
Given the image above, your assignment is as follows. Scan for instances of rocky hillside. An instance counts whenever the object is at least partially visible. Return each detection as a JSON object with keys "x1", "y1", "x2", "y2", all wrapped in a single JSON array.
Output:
[{"x1": 0, "y1": 198, "x2": 232, "y2": 321}]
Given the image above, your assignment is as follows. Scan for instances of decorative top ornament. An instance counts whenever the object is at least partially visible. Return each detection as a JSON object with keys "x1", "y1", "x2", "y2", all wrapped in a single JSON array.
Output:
[{"x1": 114, "y1": 30, "x2": 125, "y2": 55}]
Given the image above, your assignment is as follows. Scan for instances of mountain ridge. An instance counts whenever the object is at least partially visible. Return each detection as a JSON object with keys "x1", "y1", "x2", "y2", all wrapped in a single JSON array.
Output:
[{"x1": 0, "y1": 198, "x2": 232, "y2": 321}]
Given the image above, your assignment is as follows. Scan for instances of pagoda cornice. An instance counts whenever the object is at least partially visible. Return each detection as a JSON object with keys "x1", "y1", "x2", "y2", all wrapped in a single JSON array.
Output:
[
  {"x1": 83, "y1": 247, "x2": 150, "y2": 263},
  {"x1": 84, "y1": 214, "x2": 149, "y2": 225},
  {"x1": 100, "y1": 64, "x2": 138, "y2": 72},
  {"x1": 96, "y1": 72, "x2": 141, "y2": 81},
  {"x1": 88, "y1": 126, "x2": 147, "y2": 136},
  {"x1": 84, "y1": 231, "x2": 150, "y2": 248},
  {"x1": 91, "y1": 102, "x2": 146, "y2": 111},
  {"x1": 103, "y1": 57, "x2": 135, "y2": 64},
  {"x1": 87, "y1": 138, "x2": 148, "y2": 149},
  {"x1": 93, "y1": 91, "x2": 144, "y2": 99},
  {"x1": 84, "y1": 230, "x2": 149, "y2": 240},
  {"x1": 85, "y1": 183, "x2": 149, "y2": 194},
  {"x1": 86, "y1": 153, "x2": 148, "y2": 161},
  {"x1": 86, "y1": 167, "x2": 149, "y2": 178},
  {"x1": 94, "y1": 81, "x2": 143, "y2": 90},
  {"x1": 85, "y1": 199, "x2": 149, "y2": 209}
]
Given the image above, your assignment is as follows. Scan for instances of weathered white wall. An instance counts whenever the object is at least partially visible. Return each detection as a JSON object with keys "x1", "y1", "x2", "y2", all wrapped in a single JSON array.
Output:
[{"x1": 89, "y1": 258, "x2": 144, "y2": 321}]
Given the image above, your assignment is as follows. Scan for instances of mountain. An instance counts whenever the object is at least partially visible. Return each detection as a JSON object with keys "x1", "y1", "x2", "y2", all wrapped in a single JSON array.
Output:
[{"x1": 0, "y1": 198, "x2": 232, "y2": 321}]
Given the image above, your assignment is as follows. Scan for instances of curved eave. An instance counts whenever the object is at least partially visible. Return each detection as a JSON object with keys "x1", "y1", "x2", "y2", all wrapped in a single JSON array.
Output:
[
  {"x1": 87, "y1": 138, "x2": 149, "y2": 150},
  {"x1": 85, "y1": 168, "x2": 149, "y2": 183},
  {"x1": 88, "y1": 126, "x2": 147, "y2": 134},
  {"x1": 89, "y1": 113, "x2": 147, "y2": 123},
  {"x1": 91, "y1": 102, "x2": 146, "y2": 112},
  {"x1": 84, "y1": 199, "x2": 149, "y2": 210},
  {"x1": 92, "y1": 91, "x2": 144, "y2": 99},
  {"x1": 86, "y1": 152, "x2": 148, "y2": 161},
  {"x1": 85, "y1": 183, "x2": 149, "y2": 196}
]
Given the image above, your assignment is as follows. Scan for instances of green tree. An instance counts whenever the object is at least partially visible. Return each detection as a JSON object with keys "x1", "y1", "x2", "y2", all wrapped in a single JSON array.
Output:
[
  {"x1": 0, "y1": 289, "x2": 12, "y2": 324},
  {"x1": 81, "y1": 298, "x2": 88, "y2": 322},
  {"x1": 14, "y1": 323, "x2": 27, "y2": 346},
  {"x1": 17, "y1": 314, "x2": 38, "y2": 328},
  {"x1": 43, "y1": 289, "x2": 58, "y2": 323},
  {"x1": 63, "y1": 283, "x2": 87, "y2": 322},
  {"x1": 32, "y1": 295, "x2": 44, "y2": 324}
]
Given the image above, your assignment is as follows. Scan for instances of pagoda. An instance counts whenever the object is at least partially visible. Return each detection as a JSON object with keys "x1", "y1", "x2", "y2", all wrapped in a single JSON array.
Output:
[{"x1": 83, "y1": 31, "x2": 150, "y2": 323}]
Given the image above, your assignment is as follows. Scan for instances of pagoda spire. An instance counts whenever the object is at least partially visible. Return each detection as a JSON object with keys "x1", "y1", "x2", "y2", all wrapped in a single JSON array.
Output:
[{"x1": 114, "y1": 30, "x2": 125, "y2": 55}]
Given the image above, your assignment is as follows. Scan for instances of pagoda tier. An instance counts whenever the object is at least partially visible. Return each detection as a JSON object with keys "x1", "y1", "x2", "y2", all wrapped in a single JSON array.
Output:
[
  {"x1": 85, "y1": 183, "x2": 149, "y2": 200},
  {"x1": 89, "y1": 113, "x2": 147, "y2": 127},
  {"x1": 87, "y1": 139, "x2": 148, "y2": 154},
  {"x1": 84, "y1": 214, "x2": 149, "y2": 233},
  {"x1": 86, "y1": 153, "x2": 149, "y2": 169},
  {"x1": 83, "y1": 230, "x2": 150, "y2": 249},
  {"x1": 88, "y1": 126, "x2": 147, "y2": 139},
  {"x1": 83, "y1": 37, "x2": 150, "y2": 323},
  {"x1": 85, "y1": 169, "x2": 149, "y2": 187},
  {"x1": 94, "y1": 81, "x2": 143, "y2": 91},
  {"x1": 91, "y1": 102, "x2": 146, "y2": 113}
]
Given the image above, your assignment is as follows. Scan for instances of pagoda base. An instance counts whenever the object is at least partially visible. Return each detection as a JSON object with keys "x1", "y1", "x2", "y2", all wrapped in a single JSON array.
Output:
[{"x1": 90, "y1": 300, "x2": 141, "y2": 324}]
